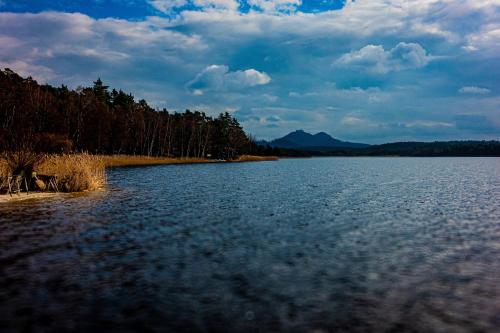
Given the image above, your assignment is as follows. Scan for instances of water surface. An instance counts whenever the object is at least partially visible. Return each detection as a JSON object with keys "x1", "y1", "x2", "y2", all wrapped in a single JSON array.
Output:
[{"x1": 1, "y1": 157, "x2": 499, "y2": 332}]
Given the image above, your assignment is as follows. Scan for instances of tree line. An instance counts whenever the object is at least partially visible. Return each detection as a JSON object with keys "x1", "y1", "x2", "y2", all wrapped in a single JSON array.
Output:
[
  {"x1": 0, "y1": 68, "x2": 257, "y2": 159},
  {"x1": 263, "y1": 141, "x2": 500, "y2": 157}
]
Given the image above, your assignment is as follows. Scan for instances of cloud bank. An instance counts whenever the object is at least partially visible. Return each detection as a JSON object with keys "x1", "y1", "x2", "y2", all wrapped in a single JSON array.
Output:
[
  {"x1": 336, "y1": 43, "x2": 431, "y2": 74},
  {"x1": 188, "y1": 65, "x2": 271, "y2": 95},
  {"x1": 458, "y1": 86, "x2": 491, "y2": 95},
  {"x1": 0, "y1": 0, "x2": 499, "y2": 142}
]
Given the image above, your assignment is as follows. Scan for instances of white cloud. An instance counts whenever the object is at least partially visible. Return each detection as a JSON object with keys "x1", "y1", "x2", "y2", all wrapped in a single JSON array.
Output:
[
  {"x1": 0, "y1": 12, "x2": 206, "y2": 80},
  {"x1": 149, "y1": 0, "x2": 188, "y2": 13},
  {"x1": 188, "y1": 65, "x2": 271, "y2": 94},
  {"x1": 193, "y1": 0, "x2": 239, "y2": 10},
  {"x1": 2, "y1": 0, "x2": 500, "y2": 141},
  {"x1": 336, "y1": 42, "x2": 431, "y2": 74},
  {"x1": 248, "y1": 0, "x2": 301, "y2": 12},
  {"x1": 341, "y1": 116, "x2": 368, "y2": 126},
  {"x1": 464, "y1": 24, "x2": 500, "y2": 54},
  {"x1": 0, "y1": 60, "x2": 54, "y2": 82},
  {"x1": 459, "y1": 86, "x2": 491, "y2": 94},
  {"x1": 405, "y1": 120, "x2": 454, "y2": 128},
  {"x1": 149, "y1": 0, "x2": 239, "y2": 13}
]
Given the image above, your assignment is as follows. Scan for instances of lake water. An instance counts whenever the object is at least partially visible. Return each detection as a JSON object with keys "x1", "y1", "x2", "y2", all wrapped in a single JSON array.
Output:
[{"x1": 1, "y1": 157, "x2": 499, "y2": 332}]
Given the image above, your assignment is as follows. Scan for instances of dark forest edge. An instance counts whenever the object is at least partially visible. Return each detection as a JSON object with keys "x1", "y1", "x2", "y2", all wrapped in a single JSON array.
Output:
[
  {"x1": 258, "y1": 140, "x2": 500, "y2": 158},
  {"x1": 0, "y1": 68, "x2": 266, "y2": 158},
  {"x1": 0, "y1": 69, "x2": 276, "y2": 194},
  {"x1": 257, "y1": 129, "x2": 500, "y2": 156}
]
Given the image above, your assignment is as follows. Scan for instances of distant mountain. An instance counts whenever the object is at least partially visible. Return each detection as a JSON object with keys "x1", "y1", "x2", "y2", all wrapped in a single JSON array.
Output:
[
  {"x1": 255, "y1": 140, "x2": 500, "y2": 157},
  {"x1": 261, "y1": 130, "x2": 369, "y2": 149}
]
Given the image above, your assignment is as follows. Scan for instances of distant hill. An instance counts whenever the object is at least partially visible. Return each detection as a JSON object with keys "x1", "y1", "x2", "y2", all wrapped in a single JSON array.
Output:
[
  {"x1": 358, "y1": 141, "x2": 500, "y2": 157},
  {"x1": 262, "y1": 130, "x2": 369, "y2": 149},
  {"x1": 254, "y1": 139, "x2": 500, "y2": 157}
]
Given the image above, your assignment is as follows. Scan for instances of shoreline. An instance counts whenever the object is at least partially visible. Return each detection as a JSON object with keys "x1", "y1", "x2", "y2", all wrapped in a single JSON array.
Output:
[
  {"x1": 0, "y1": 192, "x2": 65, "y2": 203},
  {"x1": 103, "y1": 156, "x2": 217, "y2": 168},
  {"x1": 103, "y1": 155, "x2": 279, "y2": 168},
  {"x1": 0, "y1": 155, "x2": 278, "y2": 203}
]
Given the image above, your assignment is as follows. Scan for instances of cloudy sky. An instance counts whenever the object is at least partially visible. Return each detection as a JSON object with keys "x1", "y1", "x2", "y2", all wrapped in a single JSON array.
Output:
[{"x1": 1, "y1": 0, "x2": 499, "y2": 143}]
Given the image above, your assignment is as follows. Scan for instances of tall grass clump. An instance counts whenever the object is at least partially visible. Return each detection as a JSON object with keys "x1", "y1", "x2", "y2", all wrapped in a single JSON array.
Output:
[
  {"x1": 0, "y1": 151, "x2": 44, "y2": 193},
  {"x1": 1, "y1": 150, "x2": 43, "y2": 176},
  {"x1": 37, "y1": 154, "x2": 106, "y2": 192},
  {"x1": 0, "y1": 156, "x2": 9, "y2": 189}
]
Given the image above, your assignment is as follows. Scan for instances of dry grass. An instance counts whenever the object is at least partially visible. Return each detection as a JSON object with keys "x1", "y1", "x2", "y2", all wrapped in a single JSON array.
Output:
[
  {"x1": 36, "y1": 154, "x2": 106, "y2": 192},
  {"x1": 0, "y1": 151, "x2": 44, "y2": 193},
  {"x1": 102, "y1": 155, "x2": 278, "y2": 166},
  {"x1": 1, "y1": 150, "x2": 42, "y2": 175},
  {"x1": 102, "y1": 155, "x2": 215, "y2": 167},
  {"x1": 231, "y1": 155, "x2": 279, "y2": 162},
  {"x1": 0, "y1": 157, "x2": 8, "y2": 187}
]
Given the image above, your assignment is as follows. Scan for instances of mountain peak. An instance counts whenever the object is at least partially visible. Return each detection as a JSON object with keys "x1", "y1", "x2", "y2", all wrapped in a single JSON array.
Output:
[{"x1": 267, "y1": 130, "x2": 369, "y2": 149}]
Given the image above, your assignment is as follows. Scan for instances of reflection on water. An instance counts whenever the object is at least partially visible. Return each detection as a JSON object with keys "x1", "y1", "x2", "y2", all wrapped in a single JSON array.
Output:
[{"x1": 0, "y1": 157, "x2": 499, "y2": 332}]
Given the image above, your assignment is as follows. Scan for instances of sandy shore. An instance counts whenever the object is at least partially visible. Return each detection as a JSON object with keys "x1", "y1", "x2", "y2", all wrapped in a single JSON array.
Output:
[{"x1": 0, "y1": 192, "x2": 64, "y2": 204}]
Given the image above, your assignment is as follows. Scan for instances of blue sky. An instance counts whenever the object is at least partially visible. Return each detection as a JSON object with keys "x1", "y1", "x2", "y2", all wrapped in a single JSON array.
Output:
[{"x1": 1, "y1": 0, "x2": 499, "y2": 143}]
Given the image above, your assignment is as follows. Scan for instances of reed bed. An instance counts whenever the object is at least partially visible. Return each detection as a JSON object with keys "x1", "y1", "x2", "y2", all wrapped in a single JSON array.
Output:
[
  {"x1": 36, "y1": 154, "x2": 106, "y2": 192},
  {"x1": 1, "y1": 153, "x2": 276, "y2": 195},
  {"x1": 102, "y1": 155, "x2": 278, "y2": 166},
  {"x1": 0, "y1": 151, "x2": 43, "y2": 193},
  {"x1": 231, "y1": 155, "x2": 279, "y2": 162},
  {"x1": 0, "y1": 157, "x2": 8, "y2": 187},
  {"x1": 102, "y1": 155, "x2": 215, "y2": 167}
]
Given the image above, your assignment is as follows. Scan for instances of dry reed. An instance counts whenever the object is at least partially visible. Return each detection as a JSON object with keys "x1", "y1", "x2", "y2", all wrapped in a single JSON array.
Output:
[
  {"x1": 102, "y1": 155, "x2": 277, "y2": 166},
  {"x1": 0, "y1": 151, "x2": 44, "y2": 193},
  {"x1": 36, "y1": 154, "x2": 106, "y2": 192},
  {"x1": 231, "y1": 155, "x2": 279, "y2": 162},
  {"x1": 102, "y1": 155, "x2": 215, "y2": 167},
  {"x1": 0, "y1": 157, "x2": 9, "y2": 187},
  {"x1": 1, "y1": 153, "x2": 276, "y2": 194},
  {"x1": 1, "y1": 151, "x2": 43, "y2": 175}
]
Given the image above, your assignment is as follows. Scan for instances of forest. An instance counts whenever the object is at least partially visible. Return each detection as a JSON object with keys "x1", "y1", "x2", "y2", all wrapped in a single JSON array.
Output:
[
  {"x1": 262, "y1": 141, "x2": 500, "y2": 157},
  {"x1": 0, "y1": 68, "x2": 257, "y2": 159}
]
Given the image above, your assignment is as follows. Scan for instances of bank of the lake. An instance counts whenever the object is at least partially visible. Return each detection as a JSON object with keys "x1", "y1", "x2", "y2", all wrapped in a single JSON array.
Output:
[
  {"x1": 0, "y1": 192, "x2": 62, "y2": 203},
  {"x1": 0, "y1": 154, "x2": 278, "y2": 200},
  {"x1": 102, "y1": 154, "x2": 278, "y2": 167}
]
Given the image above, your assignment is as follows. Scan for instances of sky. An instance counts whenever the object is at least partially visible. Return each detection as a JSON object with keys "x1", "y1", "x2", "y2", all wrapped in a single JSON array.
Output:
[{"x1": 0, "y1": 0, "x2": 499, "y2": 143}]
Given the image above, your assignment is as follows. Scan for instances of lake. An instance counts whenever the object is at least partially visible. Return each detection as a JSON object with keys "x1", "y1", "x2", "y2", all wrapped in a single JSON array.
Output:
[{"x1": 1, "y1": 157, "x2": 499, "y2": 332}]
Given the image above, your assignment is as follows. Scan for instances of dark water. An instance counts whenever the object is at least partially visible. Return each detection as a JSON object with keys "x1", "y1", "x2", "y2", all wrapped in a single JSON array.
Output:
[{"x1": 1, "y1": 157, "x2": 499, "y2": 332}]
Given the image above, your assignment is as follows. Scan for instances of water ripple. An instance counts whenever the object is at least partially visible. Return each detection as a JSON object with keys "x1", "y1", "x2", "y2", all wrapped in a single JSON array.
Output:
[{"x1": 0, "y1": 157, "x2": 499, "y2": 332}]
